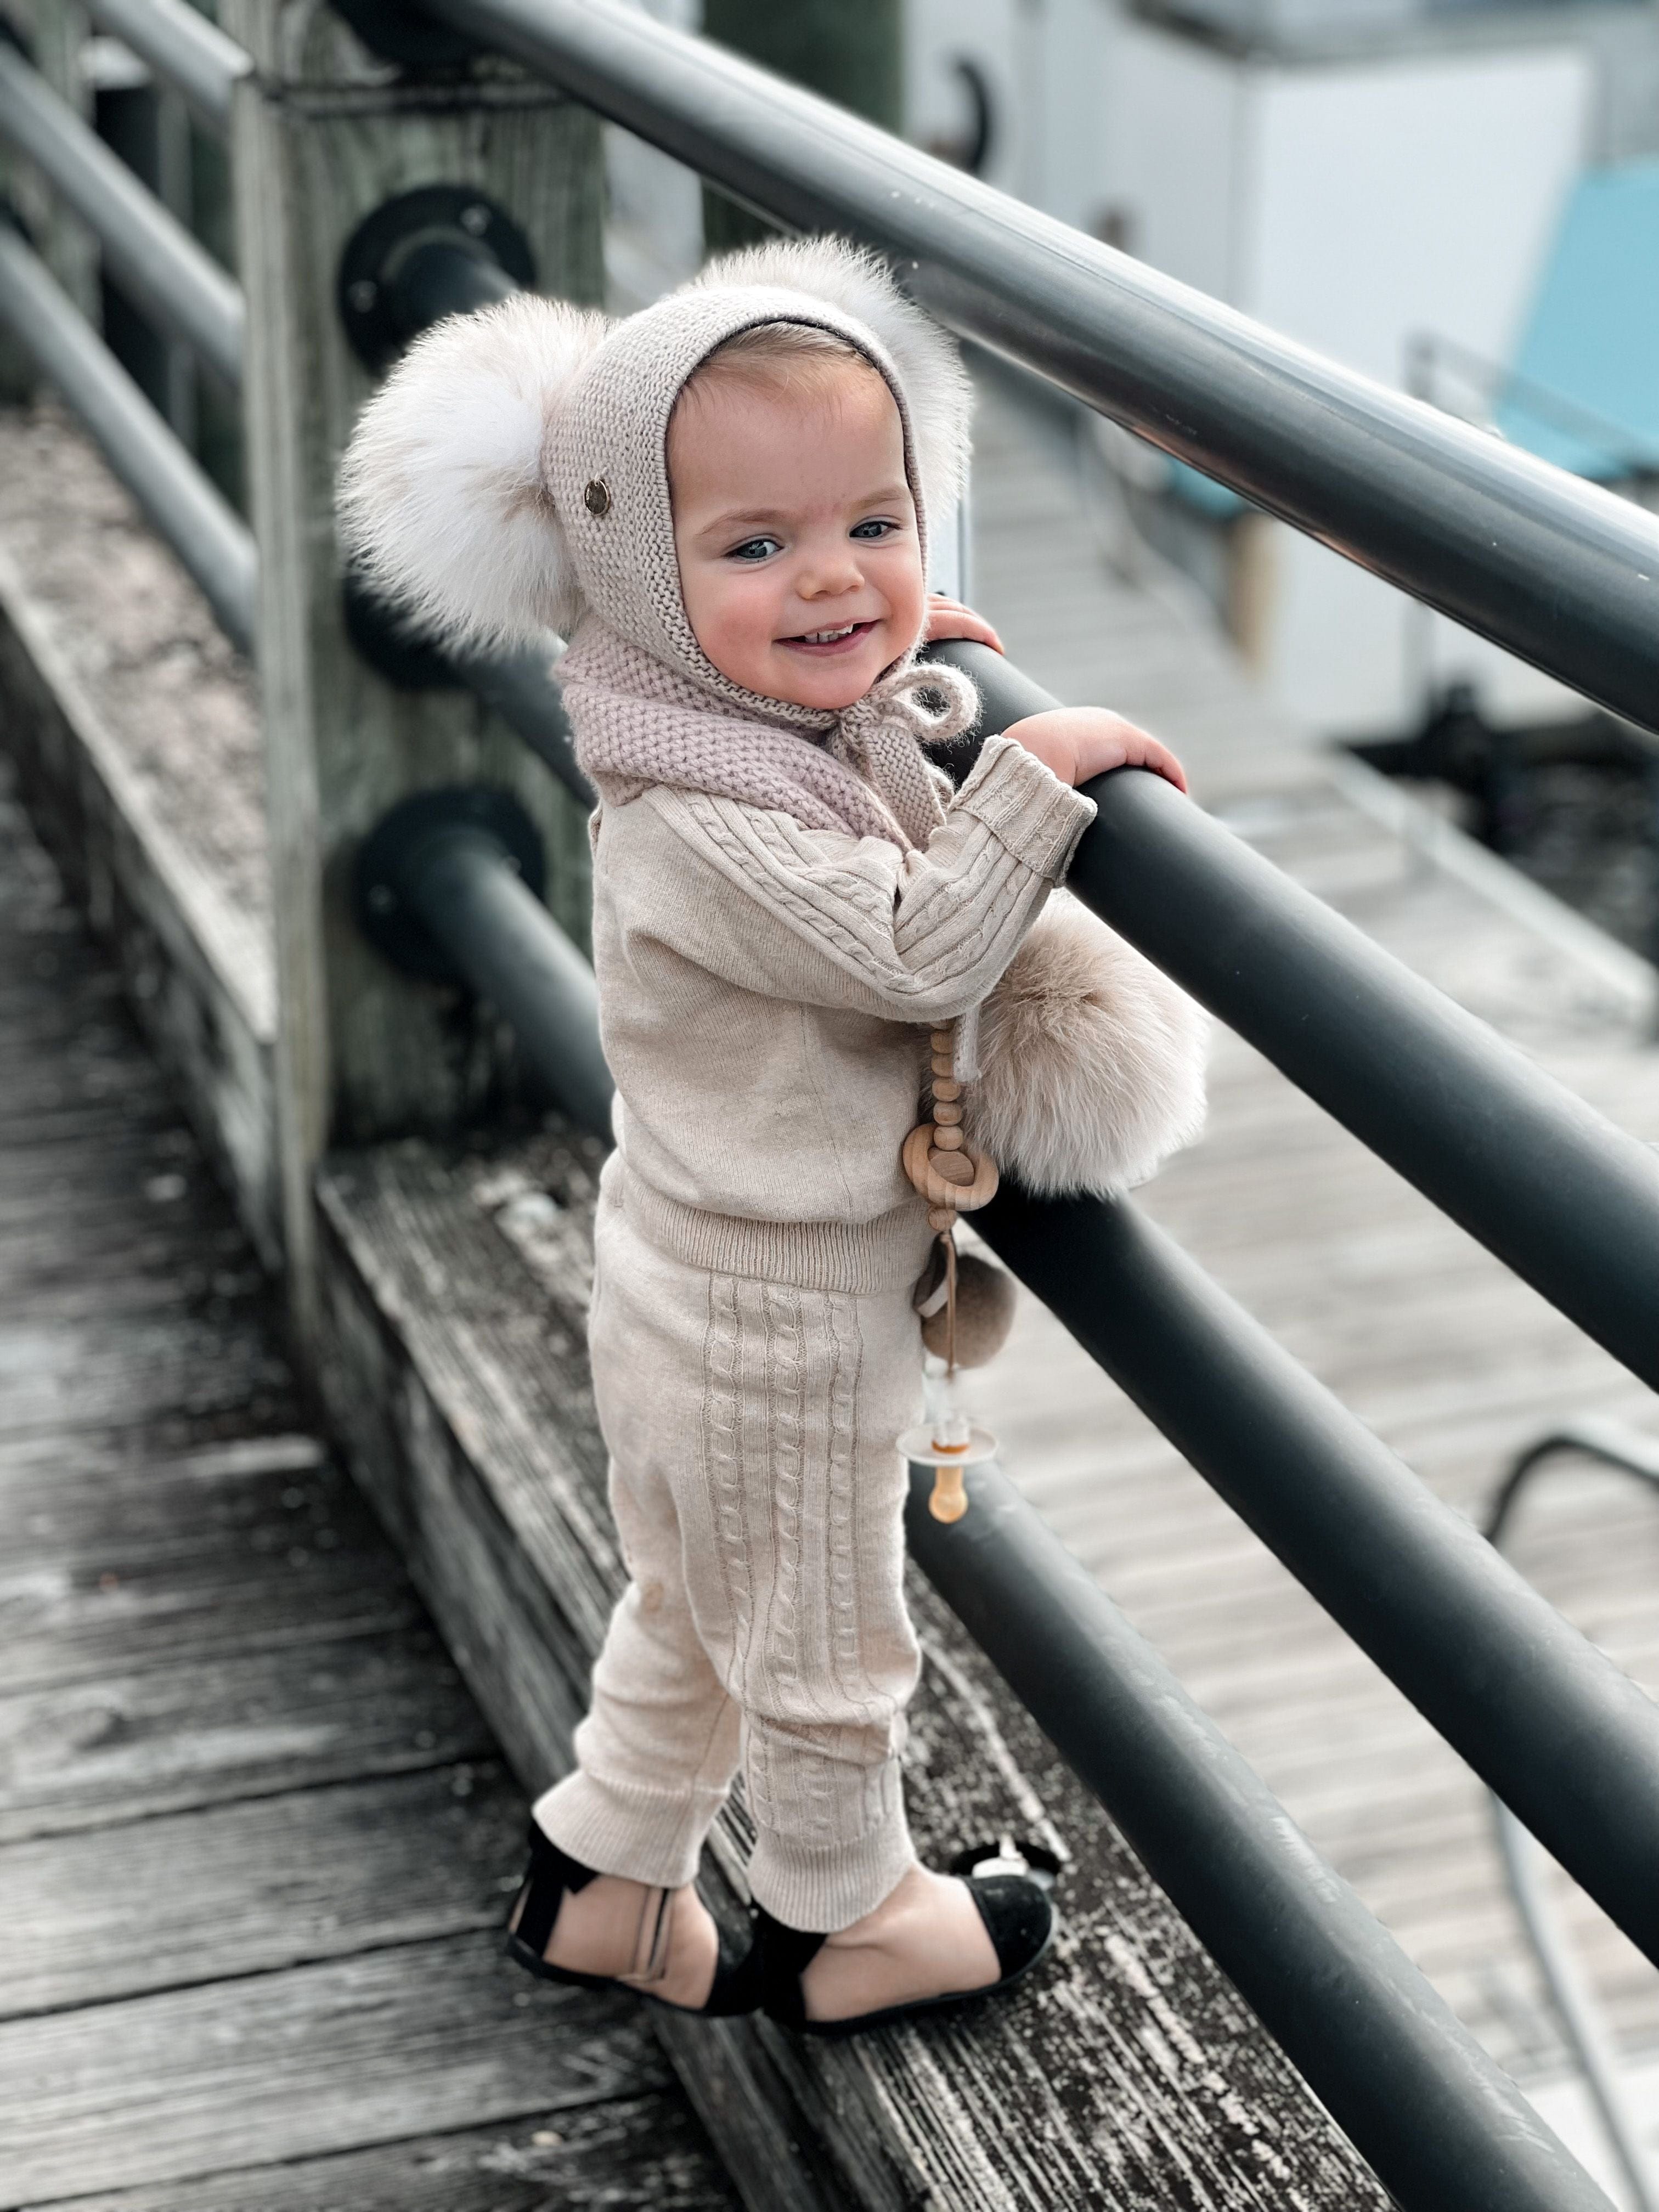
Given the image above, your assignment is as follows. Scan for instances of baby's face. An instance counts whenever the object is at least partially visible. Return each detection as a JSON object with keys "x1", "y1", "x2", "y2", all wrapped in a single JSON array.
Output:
[{"x1": 668, "y1": 365, "x2": 925, "y2": 710}]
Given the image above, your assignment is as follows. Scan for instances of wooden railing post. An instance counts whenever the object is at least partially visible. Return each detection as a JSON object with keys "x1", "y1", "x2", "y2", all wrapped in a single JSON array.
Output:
[{"x1": 221, "y1": 1, "x2": 603, "y2": 1339}]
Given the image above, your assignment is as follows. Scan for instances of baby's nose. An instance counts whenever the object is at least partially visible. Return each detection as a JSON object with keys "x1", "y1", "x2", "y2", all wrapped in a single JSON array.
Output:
[{"x1": 798, "y1": 552, "x2": 864, "y2": 597}]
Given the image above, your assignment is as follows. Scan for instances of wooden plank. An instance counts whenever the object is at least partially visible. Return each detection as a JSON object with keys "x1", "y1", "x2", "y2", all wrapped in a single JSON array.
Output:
[
  {"x1": 0, "y1": 1762, "x2": 526, "y2": 2018},
  {"x1": 0, "y1": 1309, "x2": 286, "y2": 1439},
  {"x1": 0, "y1": 1627, "x2": 495, "y2": 1842},
  {"x1": 315, "y1": 1133, "x2": 1392, "y2": 2212},
  {"x1": 0, "y1": 1443, "x2": 422, "y2": 1693},
  {"x1": 0, "y1": 573, "x2": 281, "y2": 1265},
  {"x1": 0, "y1": 1931, "x2": 670, "y2": 2208},
  {"x1": 25, "y1": 2096, "x2": 741, "y2": 2212}
]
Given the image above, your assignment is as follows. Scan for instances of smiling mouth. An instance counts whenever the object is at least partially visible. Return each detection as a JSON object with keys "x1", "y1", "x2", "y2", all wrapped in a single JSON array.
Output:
[{"x1": 781, "y1": 620, "x2": 877, "y2": 654}]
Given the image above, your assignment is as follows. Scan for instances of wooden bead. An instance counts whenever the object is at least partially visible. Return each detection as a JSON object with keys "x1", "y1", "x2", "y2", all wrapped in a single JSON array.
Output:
[
  {"x1": 931, "y1": 1077, "x2": 961, "y2": 1102},
  {"x1": 930, "y1": 1054, "x2": 955, "y2": 1079},
  {"x1": 930, "y1": 1147, "x2": 975, "y2": 1185},
  {"x1": 903, "y1": 1125, "x2": 999, "y2": 1211},
  {"x1": 927, "y1": 1205, "x2": 957, "y2": 1232},
  {"x1": 932, "y1": 1101, "x2": 963, "y2": 1126},
  {"x1": 930, "y1": 1030, "x2": 954, "y2": 1053},
  {"x1": 932, "y1": 1124, "x2": 965, "y2": 1150}
]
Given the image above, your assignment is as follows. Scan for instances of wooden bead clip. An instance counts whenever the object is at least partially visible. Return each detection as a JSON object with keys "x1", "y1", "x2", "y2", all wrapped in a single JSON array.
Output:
[{"x1": 900, "y1": 1021, "x2": 1000, "y2": 1522}]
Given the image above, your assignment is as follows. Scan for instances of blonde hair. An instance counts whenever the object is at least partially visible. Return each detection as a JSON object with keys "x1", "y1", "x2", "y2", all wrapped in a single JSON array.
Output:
[{"x1": 678, "y1": 319, "x2": 889, "y2": 410}]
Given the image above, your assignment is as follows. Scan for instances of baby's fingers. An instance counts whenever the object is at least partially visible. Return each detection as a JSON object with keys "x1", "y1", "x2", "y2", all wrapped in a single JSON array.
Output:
[
  {"x1": 1120, "y1": 730, "x2": 1188, "y2": 793},
  {"x1": 924, "y1": 595, "x2": 1005, "y2": 653}
]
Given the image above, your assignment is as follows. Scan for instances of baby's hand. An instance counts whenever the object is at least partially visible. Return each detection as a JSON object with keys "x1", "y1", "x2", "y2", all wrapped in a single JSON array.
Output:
[
  {"x1": 924, "y1": 594, "x2": 1005, "y2": 654},
  {"x1": 1004, "y1": 707, "x2": 1188, "y2": 794}
]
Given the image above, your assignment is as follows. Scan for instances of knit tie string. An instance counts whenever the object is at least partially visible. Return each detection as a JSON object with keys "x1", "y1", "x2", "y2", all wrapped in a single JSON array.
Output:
[{"x1": 831, "y1": 660, "x2": 979, "y2": 853}]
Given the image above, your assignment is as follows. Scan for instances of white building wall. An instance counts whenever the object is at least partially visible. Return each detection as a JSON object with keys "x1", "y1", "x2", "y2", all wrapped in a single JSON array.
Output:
[
  {"x1": 1095, "y1": 20, "x2": 1246, "y2": 301},
  {"x1": 1242, "y1": 48, "x2": 1591, "y2": 732}
]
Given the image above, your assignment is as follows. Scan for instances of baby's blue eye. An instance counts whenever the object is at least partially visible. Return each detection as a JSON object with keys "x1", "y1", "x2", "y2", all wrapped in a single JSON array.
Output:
[
  {"x1": 728, "y1": 536, "x2": 781, "y2": 561},
  {"x1": 850, "y1": 518, "x2": 897, "y2": 540}
]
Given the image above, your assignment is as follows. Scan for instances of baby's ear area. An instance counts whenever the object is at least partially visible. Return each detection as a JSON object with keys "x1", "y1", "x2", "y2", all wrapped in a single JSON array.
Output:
[
  {"x1": 335, "y1": 292, "x2": 612, "y2": 650},
  {"x1": 686, "y1": 236, "x2": 973, "y2": 521}
]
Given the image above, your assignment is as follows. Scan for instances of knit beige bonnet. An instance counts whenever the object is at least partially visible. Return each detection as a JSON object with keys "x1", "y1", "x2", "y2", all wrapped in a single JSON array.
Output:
[{"x1": 337, "y1": 238, "x2": 973, "y2": 727}]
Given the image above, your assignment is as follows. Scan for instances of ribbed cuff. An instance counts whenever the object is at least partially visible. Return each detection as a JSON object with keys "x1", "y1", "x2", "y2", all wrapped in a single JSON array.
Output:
[
  {"x1": 956, "y1": 734, "x2": 1096, "y2": 881},
  {"x1": 620, "y1": 1166, "x2": 933, "y2": 1294},
  {"x1": 747, "y1": 1791, "x2": 918, "y2": 1933},
  {"x1": 532, "y1": 1768, "x2": 727, "y2": 1892}
]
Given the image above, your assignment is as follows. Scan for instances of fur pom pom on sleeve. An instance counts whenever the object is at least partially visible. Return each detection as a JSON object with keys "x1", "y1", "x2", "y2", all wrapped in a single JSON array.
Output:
[
  {"x1": 336, "y1": 294, "x2": 611, "y2": 648},
  {"x1": 966, "y1": 893, "x2": 1209, "y2": 1198}
]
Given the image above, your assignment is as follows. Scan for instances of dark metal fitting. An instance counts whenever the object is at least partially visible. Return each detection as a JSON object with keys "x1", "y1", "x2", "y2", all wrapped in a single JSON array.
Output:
[
  {"x1": 330, "y1": 0, "x2": 485, "y2": 70},
  {"x1": 337, "y1": 184, "x2": 533, "y2": 373},
  {"x1": 353, "y1": 787, "x2": 545, "y2": 982}
]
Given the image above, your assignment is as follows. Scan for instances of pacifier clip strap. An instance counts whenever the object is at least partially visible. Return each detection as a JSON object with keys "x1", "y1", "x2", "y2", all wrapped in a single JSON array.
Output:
[{"x1": 901, "y1": 1019, "x2": 1000, "y2": 1522}]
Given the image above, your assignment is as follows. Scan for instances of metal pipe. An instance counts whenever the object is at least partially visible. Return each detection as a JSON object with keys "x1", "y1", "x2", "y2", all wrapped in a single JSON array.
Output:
[
  {"x1": 385, "y1": 237, "x2": 519, "y2": 343},
  {"x1": 931, "y1": 638, "x2": 1659, "y2": 1400},
  {"x1": 450, "y1": 643, "x2": 593, "y2": 806},
  {"x1": 1497, "y1": 1807, "x2": 1656, "y2": 2212},
  {"x1": 400, "y1": 826, "x2": 613, "y2": 1136},
  {"x1": 1485, "y1": 1425, "x2": 1659, "y2": 2212},
  {"x1": 83, "y1": 0, "x2": 250, "y2": 135},
  {"x1": 904, "y1": 1455, "x2": 1616, "y2": 2212},
  {"x1": 0, "y1": 41, "x2": 243, "y2": 386},
  {"x1": 427, "y1": 0, "x2": 1659, "y2": 736},
  {"x1": 0, "y1": 225, "x2": 255, "y2": 652},
  {"x1": 974, "y1": 1181, "x2": 1659, "y2": 1970}
]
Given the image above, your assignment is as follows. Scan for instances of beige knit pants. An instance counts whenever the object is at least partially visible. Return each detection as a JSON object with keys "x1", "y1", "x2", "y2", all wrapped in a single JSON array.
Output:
[{"x1": 534, "y1": 1164, "x2": 929, "y2": 1932}]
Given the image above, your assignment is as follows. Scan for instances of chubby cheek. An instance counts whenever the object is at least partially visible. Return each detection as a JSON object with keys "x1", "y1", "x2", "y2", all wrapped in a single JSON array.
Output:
[
  {"x1": 874, "y1": 545, "x2": 927, "y2": 648},
  {"x1": 679, "y1": 560, "x2": 784, "y2": 687}
]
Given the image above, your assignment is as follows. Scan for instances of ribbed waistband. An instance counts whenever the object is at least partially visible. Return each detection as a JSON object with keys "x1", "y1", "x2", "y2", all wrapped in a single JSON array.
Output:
[{"x1": 614, "y1": 1161, "x2": 932, "y2": 1295}]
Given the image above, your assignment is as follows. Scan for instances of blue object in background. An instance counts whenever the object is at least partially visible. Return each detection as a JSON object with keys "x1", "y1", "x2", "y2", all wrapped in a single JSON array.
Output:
[{"x1": 1498, "y1": 162, "x2": 1659, "y2": 481}]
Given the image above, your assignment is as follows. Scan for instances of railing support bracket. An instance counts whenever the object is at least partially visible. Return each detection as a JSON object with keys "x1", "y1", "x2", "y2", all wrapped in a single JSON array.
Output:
[
  {"x1": 337, "y1": 183, "x2": 533, "y2": 373},
  {"x1": 354, "y1": 786, "x2": 545, "y2": 983}
]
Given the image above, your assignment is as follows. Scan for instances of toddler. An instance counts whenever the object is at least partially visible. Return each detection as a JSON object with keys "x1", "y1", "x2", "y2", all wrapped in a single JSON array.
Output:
[{"x1": 341, "y1": 239, "x2": 1197, "y2": 2033}]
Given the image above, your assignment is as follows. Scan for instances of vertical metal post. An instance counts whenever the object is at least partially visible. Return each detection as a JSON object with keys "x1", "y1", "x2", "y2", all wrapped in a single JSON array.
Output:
[
  {"x1": 19, "y1": 0, "x2": 100, "y2": 322},
  {"x1": 222, "y1": 0, "x2": 603, "y2": 1338},
  {"x1": 698, "y1": 0, "x2": 902, "y2": 252}
]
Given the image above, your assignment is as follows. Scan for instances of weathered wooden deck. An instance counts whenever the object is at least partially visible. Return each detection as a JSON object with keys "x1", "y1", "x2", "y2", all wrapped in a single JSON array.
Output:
[
  {"x1": 968, "y1": 367, "x2": 1659, "y2": 2178},
  {"x1": 0, "y1": 764, "x2": 737, "y2": 2207}
]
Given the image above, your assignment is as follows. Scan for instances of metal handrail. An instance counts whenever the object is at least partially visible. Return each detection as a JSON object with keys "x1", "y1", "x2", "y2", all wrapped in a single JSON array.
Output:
[
  {"x1": 0, "y1": 40, "x2": 243, "y2": 386},
  {"x1": 426, "y1": 0, "x2": 1659, "y2": 737},
  {"x1": 83, "y1": 0, "x2": 250, "y2": 136},
  {"x1": 976, "y1": 1172, "x2": 1659, "y2": 1970},
  {"x1": 936, "y1": 641, "x2": 1659, "y2": 1399},
  {"x1": 0, "y1": 225, "x2": 256, "y2": 651}
]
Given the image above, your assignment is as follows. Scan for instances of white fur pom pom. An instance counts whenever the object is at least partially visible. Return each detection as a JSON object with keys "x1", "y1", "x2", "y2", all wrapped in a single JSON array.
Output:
[
  {"x1": 968, "y1": 893, "x2": 1209, "y2": 1198},
  {"x1": 685, "y1": 239, "x2": 972, "y2": 524},
  {"x1": 336, "y1": 294, "x2": 611, "y2": 648}
]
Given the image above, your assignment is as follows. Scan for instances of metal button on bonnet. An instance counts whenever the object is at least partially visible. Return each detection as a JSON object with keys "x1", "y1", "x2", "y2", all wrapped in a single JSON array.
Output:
[{"x1": 583, "y1": 478, "x2": 612, "y2": 517}]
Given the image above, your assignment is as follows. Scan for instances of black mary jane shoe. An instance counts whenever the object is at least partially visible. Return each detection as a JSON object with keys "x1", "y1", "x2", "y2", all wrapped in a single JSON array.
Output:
[
  {"x1": 755, "y1": 1851, "x2": 1057, "y2": 2039},
  {"x1": 503, "y1": 1824, "x2": 761, "y2": 2017}
]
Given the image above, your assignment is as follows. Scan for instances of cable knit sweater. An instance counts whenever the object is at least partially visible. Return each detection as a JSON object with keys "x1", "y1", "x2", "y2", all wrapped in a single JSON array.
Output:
[{"x1": 594, "y1": 732, "x2": 1096, "y2": 1293}]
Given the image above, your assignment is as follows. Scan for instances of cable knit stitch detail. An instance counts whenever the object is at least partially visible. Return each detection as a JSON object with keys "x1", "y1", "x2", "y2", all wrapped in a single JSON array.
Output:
[
  {"x1": 823, "y1": 1291, "x2": 866, "y2": 1711},
  {"x1": 661, "y1": 791, "x2": 1053, "y2": 1020}
]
